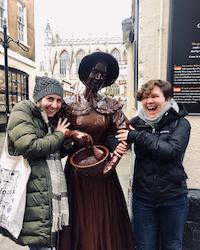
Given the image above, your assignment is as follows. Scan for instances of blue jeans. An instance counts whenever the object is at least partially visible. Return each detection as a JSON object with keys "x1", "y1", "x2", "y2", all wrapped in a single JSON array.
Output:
[{"x1": 132, "y1": 194, "x2": 189, "y2": 250}]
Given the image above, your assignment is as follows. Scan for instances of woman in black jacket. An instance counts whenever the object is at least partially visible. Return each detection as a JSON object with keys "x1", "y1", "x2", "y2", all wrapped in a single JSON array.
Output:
[{"x1": 116, "y1": 79, "x2": 191, "y2": 250}]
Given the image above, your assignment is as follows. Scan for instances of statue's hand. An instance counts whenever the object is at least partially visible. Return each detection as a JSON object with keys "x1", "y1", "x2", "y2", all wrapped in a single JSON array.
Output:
[
  {"x1": 65, "y1": 130, "x2": 91, "y2": 146},
  {"x1": 103, "y1": 155, "x2": 119, "y2": 174}
]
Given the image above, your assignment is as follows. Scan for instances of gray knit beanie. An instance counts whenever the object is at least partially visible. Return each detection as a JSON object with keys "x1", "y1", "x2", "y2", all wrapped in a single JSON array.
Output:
[{"x1": 33, "y1": 76, "x2": 63, "y2": 102}]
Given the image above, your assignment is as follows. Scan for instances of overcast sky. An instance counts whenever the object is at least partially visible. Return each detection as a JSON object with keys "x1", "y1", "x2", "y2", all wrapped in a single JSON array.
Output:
[
  {"x1": 34, "y1": 0, "x2": 132, "y2": 38},
  {"x1": 34, "y1": 0, "x2": 132, "y2": 60}
]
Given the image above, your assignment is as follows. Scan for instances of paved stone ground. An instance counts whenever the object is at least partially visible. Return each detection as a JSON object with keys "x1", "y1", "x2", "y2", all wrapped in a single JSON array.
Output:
[
  {"x1": 0, "y1": 115, "x2": 200, "y2": 249},
  {"x1": 183, "y1": 116, "x2": 200, "y2": 189}
]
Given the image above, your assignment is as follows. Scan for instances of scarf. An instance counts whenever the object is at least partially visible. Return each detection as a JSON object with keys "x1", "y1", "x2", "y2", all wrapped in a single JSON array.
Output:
[
  {"x1": 40, "y1": 110, "x2": 69, "y2": 232},
  {"x1": 138, "y1": 98, "x2": 179, "y2": 128}
]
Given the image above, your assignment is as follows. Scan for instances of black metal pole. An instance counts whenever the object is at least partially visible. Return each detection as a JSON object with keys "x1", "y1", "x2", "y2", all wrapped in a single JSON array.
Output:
[
  {"x1": 3, "y1": 20, "x2": 9, "y2": 123},
  {"x1": 133, "y1": 0, "x2": 139, "y2": 109}
]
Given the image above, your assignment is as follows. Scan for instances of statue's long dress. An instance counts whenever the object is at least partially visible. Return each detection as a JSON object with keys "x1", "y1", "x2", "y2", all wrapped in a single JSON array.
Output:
[{"x1": 59, "y1": 95, "x2": 134, "y2": 250}]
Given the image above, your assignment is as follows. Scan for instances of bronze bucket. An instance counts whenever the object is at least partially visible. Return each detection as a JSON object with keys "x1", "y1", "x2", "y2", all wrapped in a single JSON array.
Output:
[{"x1": 70, "y1": 145, "x2": 109, "y2": 177}]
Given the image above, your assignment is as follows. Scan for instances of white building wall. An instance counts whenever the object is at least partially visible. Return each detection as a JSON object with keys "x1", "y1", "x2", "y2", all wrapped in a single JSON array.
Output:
[{"x1": 138, "y1": 0, "x2": 169, "y2": 86}]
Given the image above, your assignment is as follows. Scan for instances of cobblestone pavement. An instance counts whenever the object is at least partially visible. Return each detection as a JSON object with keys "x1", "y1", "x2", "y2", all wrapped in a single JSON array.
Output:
[{"x1": 0, "y1": 115, "x2": 200, "y2": 249}]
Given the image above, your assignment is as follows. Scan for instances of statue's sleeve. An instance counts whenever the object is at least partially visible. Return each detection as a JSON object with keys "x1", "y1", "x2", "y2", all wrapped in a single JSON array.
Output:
[{"x1": 110, "y1": 109, "x2": 129, "y2": 134}]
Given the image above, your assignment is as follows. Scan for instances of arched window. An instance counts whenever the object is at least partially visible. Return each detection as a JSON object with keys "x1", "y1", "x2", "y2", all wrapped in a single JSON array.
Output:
[
  {"x1": 59, "y1": 51, "x2": 70, "y2": 77},
  {"x1": 76, "y1": 50, "x2": 86, "y2": 72},
  {"x1": 123, "y1": 50, "x2": 127, "y2": 64},
  {"x1": 111, "y1": 49, "x2": 121, "y2": 64}
]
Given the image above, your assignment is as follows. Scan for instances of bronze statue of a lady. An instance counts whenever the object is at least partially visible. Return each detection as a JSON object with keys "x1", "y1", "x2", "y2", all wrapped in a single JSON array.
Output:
[{"x1": 59, "y1": 52, "x2": 134, "y2": 250}]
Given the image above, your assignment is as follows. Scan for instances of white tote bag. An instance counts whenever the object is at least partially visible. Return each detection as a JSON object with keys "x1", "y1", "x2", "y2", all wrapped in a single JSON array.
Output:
[{"x1": 0, "y1": 133, "x2": 31, "y2": 238}]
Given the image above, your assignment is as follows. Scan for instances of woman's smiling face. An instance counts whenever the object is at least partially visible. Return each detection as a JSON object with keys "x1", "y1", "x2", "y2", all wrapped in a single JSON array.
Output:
[
  {"x1": 38, "y1": 94, "x2": 62, "y2": 117},
  {"x1": 141, "y1": 86, "x2": 169, "y2": 119}
]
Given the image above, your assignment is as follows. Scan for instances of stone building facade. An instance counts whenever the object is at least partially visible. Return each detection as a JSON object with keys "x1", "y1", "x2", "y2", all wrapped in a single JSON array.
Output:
[{"x1": 39, "y1": 22, "x2": 128, "y2": 99}]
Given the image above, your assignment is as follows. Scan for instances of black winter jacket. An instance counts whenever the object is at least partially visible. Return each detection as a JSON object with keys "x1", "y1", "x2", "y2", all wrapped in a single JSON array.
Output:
[{"x1": 128, "y1": 104, "x2": 191, "y2": 202}]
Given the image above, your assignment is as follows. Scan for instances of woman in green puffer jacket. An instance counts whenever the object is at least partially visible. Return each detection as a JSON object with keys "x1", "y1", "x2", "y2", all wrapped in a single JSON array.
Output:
[{"x1": 2, "y1": 76, "x2": 71, "y2": 250}]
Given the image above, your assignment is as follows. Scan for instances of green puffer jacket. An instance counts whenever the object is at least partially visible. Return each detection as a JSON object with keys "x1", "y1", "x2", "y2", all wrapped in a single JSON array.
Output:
[{"x1": 4, "y1": 100, "x2": 66, "y2": 247}]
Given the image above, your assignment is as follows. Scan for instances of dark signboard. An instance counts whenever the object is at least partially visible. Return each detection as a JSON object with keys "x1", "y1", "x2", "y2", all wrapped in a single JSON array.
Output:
[{"x1": 167, "y1": 0, "x2": 200, "y2": 114}]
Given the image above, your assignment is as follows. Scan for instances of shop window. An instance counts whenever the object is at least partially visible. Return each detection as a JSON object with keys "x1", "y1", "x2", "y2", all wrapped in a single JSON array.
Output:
[{"x1": 0, "y1": 66, "x2": 29, "y2": 130}]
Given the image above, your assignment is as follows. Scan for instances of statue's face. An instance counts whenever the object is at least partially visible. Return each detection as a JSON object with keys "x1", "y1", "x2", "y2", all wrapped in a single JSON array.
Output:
[{"x1": 86, "y1": 62, "x2": 107, "y2": 91}]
